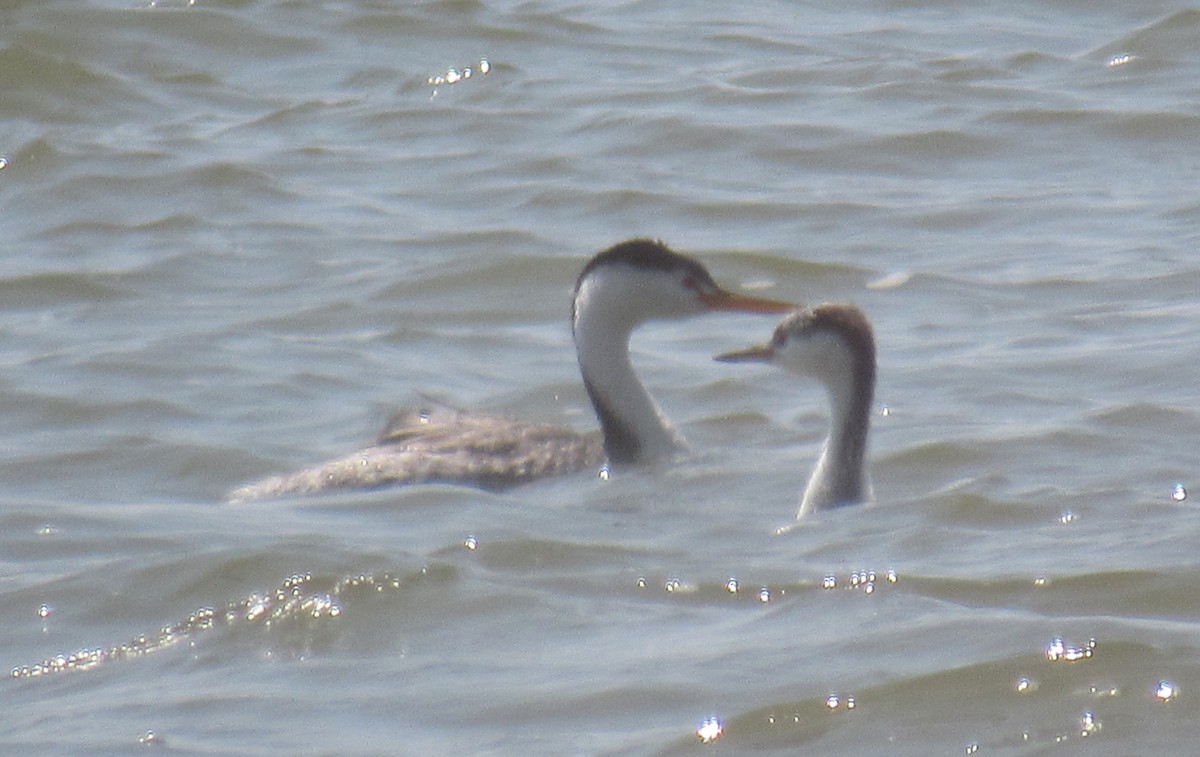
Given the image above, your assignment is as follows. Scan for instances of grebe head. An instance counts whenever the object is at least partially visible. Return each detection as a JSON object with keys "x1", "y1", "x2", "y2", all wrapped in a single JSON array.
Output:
[
  {"x1": 572, "y1": 239, "x2": 793, "y2": 466},
  {"x1": 715, "y1": 304, "x2": 875, "y2": 389},
  {"x1": 572, "y1": 239, "x2": 793, "y2": 334},
  {"x1": 716, "y1": 304, "x2": 876, "y2": 515}
]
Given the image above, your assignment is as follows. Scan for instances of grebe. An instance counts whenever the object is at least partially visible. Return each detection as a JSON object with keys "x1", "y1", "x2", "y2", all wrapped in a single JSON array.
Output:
[
  {"x1": 715, "y1": 304, "x2": 875, "y2": 517},
  {"x1": 228, "y1": 239, "x2": 793, "y2": 501}
]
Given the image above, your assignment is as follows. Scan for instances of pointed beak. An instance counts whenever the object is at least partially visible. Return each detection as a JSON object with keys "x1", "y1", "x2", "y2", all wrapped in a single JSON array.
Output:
[
  {"x1": 714, "y1": 343, "x2": 776, "y2": 363},
  {"x1": 699, "y1": 289, "x2": 796, "y2": 315}
]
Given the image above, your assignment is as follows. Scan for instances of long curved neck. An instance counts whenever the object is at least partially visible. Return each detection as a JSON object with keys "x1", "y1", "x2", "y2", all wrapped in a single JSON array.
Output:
[
  {"x1": 574, "y1": 306, "x2": 686, "y2": 466},
  {"x1": 799, "y1": 357, "x2": 874, "y2": 516}
]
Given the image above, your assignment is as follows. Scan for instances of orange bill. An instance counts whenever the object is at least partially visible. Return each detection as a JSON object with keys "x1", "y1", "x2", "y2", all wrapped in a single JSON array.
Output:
[{"x1": 699, "y1": 289, "x2": 795, "y2": 314}]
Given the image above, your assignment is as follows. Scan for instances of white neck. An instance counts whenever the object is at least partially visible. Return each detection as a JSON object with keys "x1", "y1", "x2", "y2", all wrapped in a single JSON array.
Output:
[
  {"x1": 573, "y1": 281, "x2": 687, "y2": 465},
  {"x1": 798, "y1": 357, "x2": 873, "y2": 517}
]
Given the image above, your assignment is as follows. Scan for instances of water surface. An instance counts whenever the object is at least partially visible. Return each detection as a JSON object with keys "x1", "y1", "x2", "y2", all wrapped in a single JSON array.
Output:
[{"x1": 2, "y1": 0, "x2": 1199, "y2": 753}]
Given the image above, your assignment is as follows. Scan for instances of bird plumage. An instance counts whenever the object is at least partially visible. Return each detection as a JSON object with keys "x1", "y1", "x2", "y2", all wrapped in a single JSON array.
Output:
[{"x1": 228, "y1": 239, "x2": 792, "y2": 501}]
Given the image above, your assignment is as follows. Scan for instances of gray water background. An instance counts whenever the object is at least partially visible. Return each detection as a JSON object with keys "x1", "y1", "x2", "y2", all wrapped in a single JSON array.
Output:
[{"x1": 2, "y1": 0, "x2": 1200, "y2": 753}]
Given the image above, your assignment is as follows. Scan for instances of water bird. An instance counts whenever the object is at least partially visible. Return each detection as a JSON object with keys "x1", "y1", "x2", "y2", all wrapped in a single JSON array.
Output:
[
  {"x1": 229, "y1": 239, "x2": 793, "y2": 501},
  {"x1": 716, "y1": 304, "x2": 875, "y2": 517}
]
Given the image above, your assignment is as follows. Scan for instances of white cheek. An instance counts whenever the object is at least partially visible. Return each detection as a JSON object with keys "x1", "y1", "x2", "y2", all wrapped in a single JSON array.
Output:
[
  {"x1": 773, "y1": 339, "x2": 818, "y2": 376},
  {"x1": 775, "y1": 334, "x2": 846, "y2": 379},
  {"x1": 596, "y1": 269, "x2": 700, "y2": 323}
]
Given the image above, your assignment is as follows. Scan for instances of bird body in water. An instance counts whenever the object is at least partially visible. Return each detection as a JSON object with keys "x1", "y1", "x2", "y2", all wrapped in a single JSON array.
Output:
[
  {"x1": 716, "y1": 304, "x2": 876, "y2": 518},
  {"x1": 228, "y1": 239, "x2": 793, "y2": 501}
]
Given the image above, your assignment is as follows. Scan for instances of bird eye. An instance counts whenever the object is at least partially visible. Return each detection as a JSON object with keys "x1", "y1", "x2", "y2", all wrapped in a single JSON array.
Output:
[{"x1": 681, "y1": 275, "x2": 700, "y2": 292}]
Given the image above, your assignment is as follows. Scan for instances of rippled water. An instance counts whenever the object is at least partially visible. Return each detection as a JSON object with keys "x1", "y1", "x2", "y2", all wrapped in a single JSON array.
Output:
[{"x1": 3, "y1": 0, "x2": 1199, "y2": 754}]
